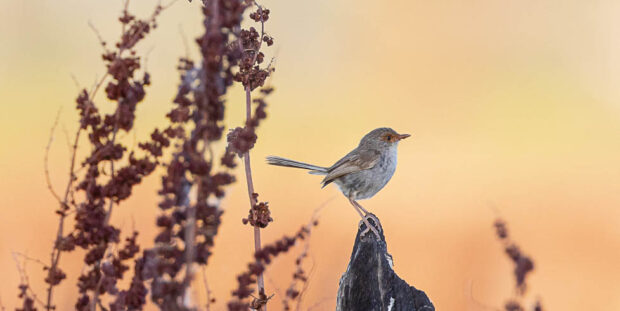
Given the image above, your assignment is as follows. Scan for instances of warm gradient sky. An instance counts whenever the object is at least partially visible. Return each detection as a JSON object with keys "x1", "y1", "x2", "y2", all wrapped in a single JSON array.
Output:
[{"x1": 1, "y1": 0, "x2": 620, "y2": 310}]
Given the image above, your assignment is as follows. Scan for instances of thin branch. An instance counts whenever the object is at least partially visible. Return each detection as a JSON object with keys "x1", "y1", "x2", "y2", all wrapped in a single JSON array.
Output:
[
  {"x1": 70, "y1": 73, "x2": 82, "y2": 90},
  {"x1": 201, "y1": 267, "x2": 213, "y2": 311},
  {"x1": 295, "y1": 257, "x2": 316, "y2": 311},
  {"x1": 178, "y1": 24, "x2": 191, "y2": 60},
  {"x1": 13, "y1": 252, "x2": 48, "y2": 269},
  {"x1": 465, "y1": 279, "x2": 502, "y2": 311},
  {"x1": 44, "y1": 108, "x2": 63, "y2": 204},
  {"x1": 88, "y1": 21, "x2": 107, "y2": 49},
  {"x1": 13, "y1": 252, "x2": 46, "y2": 309},
  {"x1": 142, "y1": 44, "x2": 156, "y2": 76},
  {"x1": 89, "y1": 73, "x2": 110, "y2": 103},
  {"x1": 161, "y1": 0, "x2": 180, "y2": 10},
  {"x1": 264, "y1": 272, "x2": 284, "y2": 301},
  {"x1": 121, "y1": 0, "x2": 131, "y2": 36},
  {"x1": 61, "y1": 123, "x2": 72, "y2": 152}
]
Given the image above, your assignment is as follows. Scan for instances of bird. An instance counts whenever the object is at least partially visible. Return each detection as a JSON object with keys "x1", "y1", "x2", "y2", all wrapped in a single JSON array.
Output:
[{"x1": 266, "y1": 127, "x2": 410, "y2": 238}]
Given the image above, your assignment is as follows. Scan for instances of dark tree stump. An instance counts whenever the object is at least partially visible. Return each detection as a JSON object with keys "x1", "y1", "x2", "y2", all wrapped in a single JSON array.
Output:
[{"x1": 336, "y1": 214, "x2": 435, "y2": 311}]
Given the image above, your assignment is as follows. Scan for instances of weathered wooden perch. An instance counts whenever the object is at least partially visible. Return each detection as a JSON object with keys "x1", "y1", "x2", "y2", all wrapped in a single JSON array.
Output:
[{"x1": 336, "y1": 214, "x2": 435, "y2": 311}]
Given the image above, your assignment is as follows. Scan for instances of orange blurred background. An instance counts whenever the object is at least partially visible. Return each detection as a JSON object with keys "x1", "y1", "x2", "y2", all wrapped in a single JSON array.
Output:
[{"x1": 1, "y1": 0, "x2": 620, "y2": 310}]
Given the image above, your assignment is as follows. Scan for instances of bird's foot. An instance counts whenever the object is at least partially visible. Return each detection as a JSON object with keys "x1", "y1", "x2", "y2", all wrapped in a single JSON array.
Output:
[
  {"x1": 364, "y1": 214, "x2": 382, "y2": 232},
  {"x1": 359, "y1": 215, "x2": 382, "y2": 239}
]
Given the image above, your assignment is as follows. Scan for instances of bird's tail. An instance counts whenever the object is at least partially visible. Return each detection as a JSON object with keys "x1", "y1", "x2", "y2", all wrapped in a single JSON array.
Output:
[{"x1": 266, "y1": 156, "x2": 328, "y2": 175}]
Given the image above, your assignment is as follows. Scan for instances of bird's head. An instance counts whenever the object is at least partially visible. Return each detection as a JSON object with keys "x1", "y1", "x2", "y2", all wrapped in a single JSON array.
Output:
[{"x1": 359, "y1": 127, "x2": 411, "y2": 149}]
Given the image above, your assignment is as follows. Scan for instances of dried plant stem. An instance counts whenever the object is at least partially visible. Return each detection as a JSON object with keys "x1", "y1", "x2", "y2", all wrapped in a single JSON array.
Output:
[
  {"x1": 45, "y1": 122, "x2": 82, "y2": 311},
  {"x1": 103, "y1": 127, "x2": 118, "y2": 225},
  {"x1": 13, "y1": 252, "x2": 46, "y2": 308},
  {"x1": 84, "y1": 5, "x2": 172, "y2": 302},
  {"x1": 44, "y1": 108, "x2": 63, "y2": 204},
  {"x1": 14, "y1": 252, "x2": 49, "y2": 268},
  {"x1": 295, "y1": 262, "x2": 314, "y2": 311},
  {"x1": 201, "y1": 267, "x2": 212, "y2": 311},
  {"x1": 183, "y1": 185, "x2": 197, "y2": 308},
  {"x1": 181, "y1": 102, "x2": 215, "y2": 308},
  {"x1": 90, "y1": 123, "x2": 119, "y2": 311},
  {"x1": 121, "y1": 0, "x2": 131, "y2": 35},
  {"x1": 243, "y1": 86, "x2": 266, "y2": 310}
]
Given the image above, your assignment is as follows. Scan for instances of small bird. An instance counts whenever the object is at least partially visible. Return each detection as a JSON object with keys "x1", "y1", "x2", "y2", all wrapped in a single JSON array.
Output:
[{"x1": 266, "y1": 127, "x2": 410, "y2": 238}]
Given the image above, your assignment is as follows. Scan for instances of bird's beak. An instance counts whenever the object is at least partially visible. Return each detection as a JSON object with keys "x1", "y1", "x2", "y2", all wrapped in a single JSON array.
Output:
[{"x1": 397, "y1": 133, "x2": 411, "y2": 141}]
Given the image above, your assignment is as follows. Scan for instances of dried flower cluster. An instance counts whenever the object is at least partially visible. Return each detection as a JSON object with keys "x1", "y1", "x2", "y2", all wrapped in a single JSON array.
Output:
[
  {"x1": 33, "y1": 3, "x2": 170, "y2": 311},
  {"x1": 233, "y1": 5, "x2": 274, "y2": 91},
  {"x1": 241, "y1": 193, "x2": 272, "y2": 228},
  {"x1": 494, "y1": 218, "x2": 544, "y2": 311},
  {"x1": 73, "y1": 7, "x2": 169, "y2": 310},
  {"x1": 16, "y1": 288, "x2": 36, "y2": 311},
  {"x1": 227, "y1": 221, "x2": 318, "y2": 311},
  {"x1": 142, "y1": 1, "x2": 266, "y2": 310},
  {"x1": 225, "y1": 2, "x2": 275, "y2": 161},
  {"x1": 14, "y1": 1, "x2": 329, "y2": 311},
  {"x1": 227, "y1": 86, "x2": 272, "y2": 157}
]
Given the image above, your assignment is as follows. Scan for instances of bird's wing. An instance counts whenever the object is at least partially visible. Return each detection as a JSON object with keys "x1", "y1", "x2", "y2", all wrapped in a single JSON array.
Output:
[{"x1": 321, "y1": 148, "x2": 380, "y2": 187}]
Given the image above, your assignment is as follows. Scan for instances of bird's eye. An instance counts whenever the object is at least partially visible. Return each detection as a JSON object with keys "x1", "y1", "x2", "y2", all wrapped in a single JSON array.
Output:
[{"x1": 386, "y1": 135, "x2": 392, "y2": 141}]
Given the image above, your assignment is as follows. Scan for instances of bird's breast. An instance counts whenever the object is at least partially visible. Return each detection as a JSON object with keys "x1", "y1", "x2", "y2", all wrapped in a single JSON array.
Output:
[
  {"x1": 340, "y1": 147, "x2": 398, "y2": 200},
  {"x1": 378, "y1": 146, "x2": 398, "y2": 177}
]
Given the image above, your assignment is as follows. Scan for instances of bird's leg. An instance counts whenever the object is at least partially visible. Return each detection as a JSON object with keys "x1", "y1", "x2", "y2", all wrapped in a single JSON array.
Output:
[
  {"x1": 351, "y1": 200, "x2": 381, "y2": 233},
  {"x1": 348, "y1": 197, "x2": 381, "y2": 239},
  {"x1": 353, "y1": 200, "x2": 370, "y2": 214}
]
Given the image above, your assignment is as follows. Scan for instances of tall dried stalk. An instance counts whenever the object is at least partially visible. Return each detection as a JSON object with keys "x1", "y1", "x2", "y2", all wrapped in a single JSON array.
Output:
[{"x1": 243, "y1": 86, "x2": 266, "y2": 307}]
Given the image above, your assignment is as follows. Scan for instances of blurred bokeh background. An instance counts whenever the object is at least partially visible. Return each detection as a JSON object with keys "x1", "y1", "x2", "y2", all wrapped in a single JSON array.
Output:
[{"x1": 1, "y1": 0, "x2": 620, "y2": 310}]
